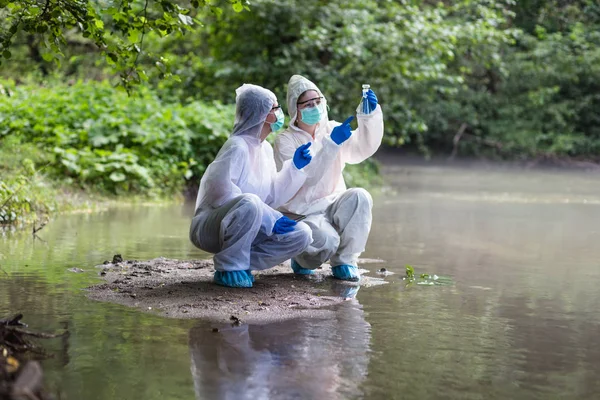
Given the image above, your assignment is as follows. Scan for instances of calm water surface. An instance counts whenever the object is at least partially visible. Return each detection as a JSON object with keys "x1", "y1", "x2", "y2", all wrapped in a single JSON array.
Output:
[{"x1": 1, "y1": 162, "x2": 600, "y2": 400}]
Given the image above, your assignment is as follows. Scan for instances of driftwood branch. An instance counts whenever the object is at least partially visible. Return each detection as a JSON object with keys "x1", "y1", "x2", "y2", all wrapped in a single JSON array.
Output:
[
  {"x1": 32, "y1": 223, "x2": 46, "y2": 236},
  {"x1": 1, "y1": 314, "x2": 27, "y2": 327},
  {"x1": 1, "y1": 314, "x2": 63, "y2": 399},
  {"x1": 4, "y1": 327, "x2": 66, "y2": 339},
  {"x1": 448, "y1": 122, "x2": 469, "y2": 160}
]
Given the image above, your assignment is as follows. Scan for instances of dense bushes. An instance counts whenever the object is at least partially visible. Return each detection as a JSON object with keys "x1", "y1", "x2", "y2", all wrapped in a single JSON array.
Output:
[
  {"x1": 3, "y1": 1, "x2": 598, "y2": 161},
  {"x1": 0, "y1": 80, "x2": 235, "y2": 196},
  {"x1": 0, "y1": 135, "x2": 59, "y2": 224}
]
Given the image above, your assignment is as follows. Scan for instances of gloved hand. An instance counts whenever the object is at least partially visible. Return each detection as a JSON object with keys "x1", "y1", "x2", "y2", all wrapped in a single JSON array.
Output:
[
  {"x1": 366, "y1": 89, "x2": 378, "y2": 113},
  {"x1": 293, "y1": 142, "x2": 312, "y2": 169},
  {"x1": 330, "y1": 116, "x2": 354, "y2": 145},
  {"x1": 273, "y1": 215, "x2": 297, "y2": 234}
]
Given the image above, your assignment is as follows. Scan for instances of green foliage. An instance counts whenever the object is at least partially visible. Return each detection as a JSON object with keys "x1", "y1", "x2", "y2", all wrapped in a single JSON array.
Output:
[
  {"x1": 1, "y1": 0, "x2": 598, "y2": 206},
  {"x1": 405, "y1": 265, "x2": 415, "y2": 280},
  {"x1": 149, "y1": 0, "x2": 516, "y2": 149},
  {"x1": 403, "y1": 264, "x2": 452, "y2": 287},
  {"x1": 343, "y1": 159, "x2": 382, "y2": 190},
  {"x1": 145, "y1": 0, "x2": 600, "y2": 162},
  {"x1": 0, "y1": 0, "x2": 249, "y2": 90},
  {"x1": 0, "y1": 135, "x2": 58, "y2": 224},
  {"x1": 0, "y1": 79, "x2": 234, "y2": 196},
  {"x1": 438, "y1": 0, "x2": 600, "y2": 160}
]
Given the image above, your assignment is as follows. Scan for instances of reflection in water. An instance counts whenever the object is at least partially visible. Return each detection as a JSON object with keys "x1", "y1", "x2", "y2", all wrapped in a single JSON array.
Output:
[
  {"x1": 3, "y1": 162, "x2": 600, "y2": 399},
  {"x1": 358, "y1": 163, "x2": 600, "y2": 399},
  {"x1": 189, "y1": 301, "x2": 371, "y2": 400}
]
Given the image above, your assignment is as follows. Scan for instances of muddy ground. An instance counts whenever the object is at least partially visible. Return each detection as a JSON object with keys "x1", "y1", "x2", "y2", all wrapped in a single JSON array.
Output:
[{"x1": 86, "y1": 257, "x2": 389, "y2": 324}]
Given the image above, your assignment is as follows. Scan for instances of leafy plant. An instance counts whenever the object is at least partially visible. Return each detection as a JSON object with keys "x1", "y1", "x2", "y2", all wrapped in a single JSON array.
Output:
[
  {"x1": 0, "y1": 0, "x2": 250, "y2": 90},
  {"x1": 0, "y1": 79, "x2": 235, "y2": 196},
  {"x1": 403, "y1": 264, "x2": 452, "y2": 287}
]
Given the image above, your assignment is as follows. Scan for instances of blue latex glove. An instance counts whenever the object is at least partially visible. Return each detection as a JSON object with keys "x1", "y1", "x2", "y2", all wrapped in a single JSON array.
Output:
[
  {"x1": 330, "y1": 116, "x2": 354, "y2": 145},
  {"x1": 366, "y1": 89, "x2": 378, "y2": 112},
  {"x1": 293, "y1": 142, "x2": 312, "y2": 169},
  {"x1": 273, "y1": 215, "x2": 297, "y2": 234}
]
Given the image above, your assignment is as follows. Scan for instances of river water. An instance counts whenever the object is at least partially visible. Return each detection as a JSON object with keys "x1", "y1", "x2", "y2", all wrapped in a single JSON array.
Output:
[{"x1": 1, "y1": 161, "x2": 599, "y2": 399}]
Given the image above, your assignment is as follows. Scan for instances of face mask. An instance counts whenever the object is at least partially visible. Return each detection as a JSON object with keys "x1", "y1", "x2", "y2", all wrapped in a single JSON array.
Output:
[
  {"x1": 300, "y1": 103, "x2": 325, "y2": 125},
  {"x1": 270, "y1": 108, "x2": 285, "y2": 132}
]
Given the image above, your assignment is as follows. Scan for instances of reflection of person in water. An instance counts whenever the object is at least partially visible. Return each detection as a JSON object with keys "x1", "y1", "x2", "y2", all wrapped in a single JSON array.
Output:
[{"x1": 188, "y1": 300, "x2": 371, "y2": 400}]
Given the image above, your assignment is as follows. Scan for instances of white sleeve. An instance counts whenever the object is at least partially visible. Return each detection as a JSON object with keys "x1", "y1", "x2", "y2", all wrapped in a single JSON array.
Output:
[
  {"x1": 273, "y1": 134, "x2": 296, "y2": 172},
  {"x1": 274, "y1": 129, "x2": 342, "y2": 186},
  {"x1": 341, "y1": 105, "x2": 384, "y2": 165},
  {"x1": 194, "y1": 142, "x2": 246, "y2": 210},
  {"x1": 303, "y1": 134, "x2": 342, "y2": 185},
  {"x1": 269, "y1": 159, "x2": 307, "y2": 209}
]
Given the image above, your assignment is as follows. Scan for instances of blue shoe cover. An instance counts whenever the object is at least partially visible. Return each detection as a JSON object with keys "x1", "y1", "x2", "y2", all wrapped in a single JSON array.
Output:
[
  {"x1": 291, "y1": 259, "x2": 314, "y2": 275},
  {"x1": 214, "y1": 270, "x2": 253, "y2": 288},
  {"x1": 332, "y1": 265, "x2": 360, "y2": 281}
]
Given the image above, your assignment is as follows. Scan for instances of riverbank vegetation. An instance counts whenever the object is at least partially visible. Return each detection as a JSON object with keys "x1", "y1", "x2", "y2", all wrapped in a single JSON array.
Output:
[{"x1": 1, "y1": 0, "x2": 598, "y2": 224}]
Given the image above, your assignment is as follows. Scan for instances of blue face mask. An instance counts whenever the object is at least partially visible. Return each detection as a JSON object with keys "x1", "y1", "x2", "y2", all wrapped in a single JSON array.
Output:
[
  {"x1": 300, "y1": 103, "x2": 324, "y2": 125},
  {"x1": 270, "y1": 109, "x2": 285, "y2": 132}
]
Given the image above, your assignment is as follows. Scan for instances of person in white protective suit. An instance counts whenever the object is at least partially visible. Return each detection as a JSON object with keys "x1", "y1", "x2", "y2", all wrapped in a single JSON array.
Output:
[
  {"x1": 273, "y1": 75, "x2": 384, "y2": 281},
  {"x1": 190, "y1": 84, "x2": 314, "y2": 288}
]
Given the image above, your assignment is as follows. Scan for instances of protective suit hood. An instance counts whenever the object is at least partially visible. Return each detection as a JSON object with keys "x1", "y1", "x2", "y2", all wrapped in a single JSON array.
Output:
[
  {"x1": 286, "y1": 75, "x2": 328, "y2": 125},
  {"x1": 232, "y1": 84, "x2": 277, "y2": 143}
]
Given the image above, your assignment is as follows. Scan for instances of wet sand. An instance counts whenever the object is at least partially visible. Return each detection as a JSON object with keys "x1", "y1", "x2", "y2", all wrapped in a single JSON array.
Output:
[{"x1": 86, "y1": 257, "x2": 388, "y2": 323}]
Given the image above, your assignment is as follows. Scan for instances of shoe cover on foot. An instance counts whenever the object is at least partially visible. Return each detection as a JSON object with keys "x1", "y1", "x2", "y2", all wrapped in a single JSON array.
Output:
[
  {"x1": 245, "y1": 270, "x2": 255, "y2": 283},
  {"x1": 332, "y1": 265, "x2": 360, "y2": 281},
  {"x1": 214, "y1": 270, "x2": 253, "y2": 288},
  {"x1": 291, "y1": 259, "x2": 315, "y2": 275}
]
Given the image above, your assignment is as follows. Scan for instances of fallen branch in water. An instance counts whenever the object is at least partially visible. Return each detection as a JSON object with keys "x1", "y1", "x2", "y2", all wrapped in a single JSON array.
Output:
[
  {"x1": 448, "y1": 122, "x2": 469, "y2": 161},
  {"x1": 32, "y1": 222, "x2": 46, "y2": 236},
  {"x1": 1, "y1": 314, "x2": 28, "y2": 327},
  {"x1": 1, "y1": 314, "x2": 64, "y2": 400}
]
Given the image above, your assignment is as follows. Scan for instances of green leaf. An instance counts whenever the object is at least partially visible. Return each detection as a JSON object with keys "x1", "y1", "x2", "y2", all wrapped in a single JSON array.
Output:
[
  {"x1": 178, "y1": 13, "x2": 193, "y2": 26},
  {"x1": 128, "y1": 29, "x2": 141, "y2": 43},
  {"x1": 95, "y1": 19, "x2": 104, "y2": 29},
  {"x1": 41, "y1": 53, "x2": 54, "y2": 62},
  {"x1": 109, "y1": 172, "x2": 126, "y2": 182},
  {"x1": 232, "y1": 2, "x2": 243, "y2": 12},
  {"x1": 2, "y1": 50, "x2": 11, "y2": 59}
]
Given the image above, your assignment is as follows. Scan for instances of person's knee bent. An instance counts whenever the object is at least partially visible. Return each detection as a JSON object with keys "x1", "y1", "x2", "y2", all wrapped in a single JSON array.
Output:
[
  {"x1": 308, "y1": 220, "x2": 340, "y2": 251},
  {"x1": 347, "y1": 188, "x2": 373, "y2": 211},
  {"x1": 324, "y1": 228, "x2": 341, "y2": 253},
  {"x1": 189, "y1": 218, "x2": 202, "y2": 249},
  {"x1": 295, "y1": 221, "x2": 313, "y2": 251},
  {"x1": 233, "y1": 193, "x2": 263, "y2": 222}
]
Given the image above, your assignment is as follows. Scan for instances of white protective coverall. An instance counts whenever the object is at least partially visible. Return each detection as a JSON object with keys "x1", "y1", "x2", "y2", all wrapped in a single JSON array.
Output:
[
  {"x1": 190, "y1": 84, "x2": 312, "y2": 272},
  {"x1": 273, "y1": 75, "x2": 384, "y2": 269}
]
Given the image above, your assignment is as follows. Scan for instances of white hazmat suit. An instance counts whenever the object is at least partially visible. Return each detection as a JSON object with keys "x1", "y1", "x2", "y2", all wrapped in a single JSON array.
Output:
[
  {"x1": 274, "y1": 75, "x2": 384, "y2": 269},
  {"x1": 190, "y1": 84, "x2": 312, "y2": 272}
]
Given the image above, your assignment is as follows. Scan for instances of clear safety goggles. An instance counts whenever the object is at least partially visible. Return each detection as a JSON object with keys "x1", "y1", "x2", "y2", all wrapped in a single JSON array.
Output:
[{"x1": 297, "y1": 96, "x2": 324, "y2": 110}]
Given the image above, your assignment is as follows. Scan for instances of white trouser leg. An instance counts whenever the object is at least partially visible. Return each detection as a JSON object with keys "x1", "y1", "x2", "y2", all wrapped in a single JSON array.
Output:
[
  {"x1": 249, "y1": 222, "x2": 312, "y2": 271},
  {"x1": 189, "y1": 194, "x2": 263, "y2": 271},
  {"x1": 293, "y1": 213, "x2": 340, "y2": 269},
  {"x1": 328, "y1": 188, "x2": 373, "y2": 267}
]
